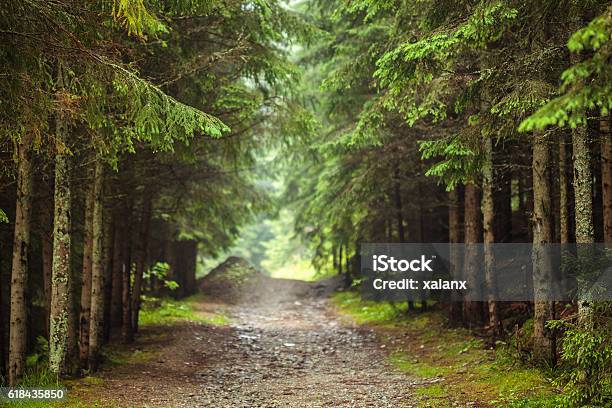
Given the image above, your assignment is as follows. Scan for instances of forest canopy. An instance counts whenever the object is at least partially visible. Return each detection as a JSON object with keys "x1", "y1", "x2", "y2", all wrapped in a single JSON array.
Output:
[{"x1": 0, "y1": 1, "x2": 611, "y2": 407}]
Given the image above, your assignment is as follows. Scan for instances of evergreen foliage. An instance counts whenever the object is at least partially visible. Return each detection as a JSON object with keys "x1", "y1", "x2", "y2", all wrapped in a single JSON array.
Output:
[{"x1": 0, "y1": 1, "x2": 610, "y2": 406}]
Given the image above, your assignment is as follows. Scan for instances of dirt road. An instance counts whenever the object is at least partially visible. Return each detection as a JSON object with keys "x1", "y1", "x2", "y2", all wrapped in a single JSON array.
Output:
[{"x1": 79, "y1": 277, "x2": 425, "y2": 407}]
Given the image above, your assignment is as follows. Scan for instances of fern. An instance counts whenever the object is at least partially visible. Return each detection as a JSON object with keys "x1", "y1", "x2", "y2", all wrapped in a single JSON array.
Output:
[{"x1": 0, "y1": 208, "x2": 8, "y2": 223}]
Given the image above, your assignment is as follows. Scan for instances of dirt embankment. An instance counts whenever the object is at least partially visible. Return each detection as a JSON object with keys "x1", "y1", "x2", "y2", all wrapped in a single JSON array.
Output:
[{"x1": 198, "y1": 256, "x2": 344, "y2": 304}]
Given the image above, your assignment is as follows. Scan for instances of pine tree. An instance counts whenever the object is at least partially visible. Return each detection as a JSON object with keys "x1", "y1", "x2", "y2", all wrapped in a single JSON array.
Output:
[{"x1": 7, "y1": 132, "x2": 34, "y2": 385}]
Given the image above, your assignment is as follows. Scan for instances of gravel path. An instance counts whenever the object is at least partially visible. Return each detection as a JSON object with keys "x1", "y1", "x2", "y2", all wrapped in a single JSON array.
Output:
[{"x1": 85, "y1": 279, "x2": 421, "y2": 407}]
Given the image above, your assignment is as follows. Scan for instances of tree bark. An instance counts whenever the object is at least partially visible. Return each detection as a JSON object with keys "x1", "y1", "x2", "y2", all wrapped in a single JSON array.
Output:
[
  {"x1": 448, "y1": 186, "x2": 463, "y2": 324},
  {"x1": 0, "y1": 254, "x2": 4, "y2": 379},
  {"x1": 338, "y1": 244, "x2": 343, "y2": 276},
  {"x1": 572, "y1": 123, "x2": 595, "y2": 326},
  {"x1": 102, "y1": 215, "x2": 114, "y2": 343},
  {"x1": 182, "y1": 240, "x2": 198, "y2": 297},
  {"x1": 121, "y1": 262, "x2": 132, "y2": 342},
  {"x1": 393, "y1": 165, "x2": 405, "y2": 242},
  {"x1": 463, "y1": 181, "x2": 483, "y2": 327},
  {"x1": 601, "y1": 116, "x2": 612, "y2": 243},
  {"x1": 344, "y1": 243, "x2": 351, "y2": 287},
  {"x1": 132, "y1": 195, "x2": 151, "y2": 333},
  {"x1": 516, "y1": 173, "x2": 528, "y2": 240},
  {"x1": 559, "y1": 134, "x2": 571, "y2": 244},
  {"x1": 8, "y1": 132, "x2": 34, "y2": 385},
  {"x1": 41, "y1": 210, "x2": 53, "y2": 338},
  {"x1": 493, "y1": 144, "x2": 512, "y2": 242},
  {"x1": 482, "y1": 136, "x2": 501, "y2": 337},
  {"x1": 49, "y1": 70, "x2": 74, "y2": 377},
  {"x1": 417, "y1": 162, "x2": 427, "y2": 311},
  {"x1": 531, "y1": 131, "x2": 555, "y2": 363},
  {"x1": 87, "y1": 160, "x2": 105, "y2": 371},
  {"x1": 121, "y1": 209, "x2": 133, "y2": 342},
  {"x1": 110, "y1": 218, "x2": 124, "y2": 328},
  {"x1": 526, "y1": 169, "x2": 535, "y2": 242},
  {"x1": 332, "y1": 246, "x2": 337, "y2": 271},
  {"x1": 79, "y1": 180, "x2": 94, "y2": 366}
]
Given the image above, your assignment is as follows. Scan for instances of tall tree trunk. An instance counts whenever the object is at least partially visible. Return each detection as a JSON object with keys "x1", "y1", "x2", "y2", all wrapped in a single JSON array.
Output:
[
  {"x1": 393, "y1": 165, "x2": 405, "y2": 242},
  {"x1": 531, "y1": 131, "x2": 555, "y2": 363},
  {"x1": 182, "y1": 240, "x2": 198, "y2": 297},
  {"x1": 525, "y1": 166, "x2": 534, "y2": 242},
  {"x1": 482, "y1": 137, "x2": 501, "y2": 337},
  {"x1": 417, "y1": 162, "x2": 427, "y2": 311},
  {"x1": 493, "y1": 144, "x2": 512, "y2": 242},
  {"x1": 87, "y1": 160, "x2": 105, "y2": 371},
  {"x1": 0, "y1": 256, "x2": 4, "y2": 379},
  {"x1": 559, "y1": 134, "x2": 571, "y2": 244},
  {"x1": 8, "y1": 133, "x2": 34, "y2": 385},
  {"x1": 463, "y1": 181, "x2": 483, "y2": 327},
  {"x1": 558, "y1": 133, "x2": 576, "y2": 298},
  {"x1": 332, "y1": 246, "x2": 337, "y2": 271},
  {"x1": 79, "y1": 181, "x2": 94, "y2": 366},
  {"x1": 41, "y1": 212, "x2": 53, "y2": 338},
  {"x1": 573, "y1": 123, "x2": 595, "y2": 326},
  {"x1": 102, "y1": 218, "x2": 113, "y2": 344},
  {"x1": 417, "y1": 166, "x2": 425, "y2": 243},
  {"x1": 601, "y1": 116, "x2": 612, "y2": 243},
  {"x1": 448, "y1": 186, "x2": 463, "y2": 324},
  {"x1": 132, "y1": 195, "x2": 151, "y2": 333},
  {"x1": 49, "y1": 72, "x2": 73, "y2": 377},
  {"x1": 121, "y1": 209, "x2": 133, "y2": 342},
  {"x1": 551, "y1": 142, "x2": 561, "y2": 243},
  {"x1": 110, "y1": 218, "x2": 124, "y2": 328},
  {"x1": 344, "y1": 243, "x2": 351, "y2": 287},
  {"x1": 121, "y1": 262, "x2": 132, "y2": 342},
  {"x1": 338, "y1": 244, "x2": 343, "y2": 276}
]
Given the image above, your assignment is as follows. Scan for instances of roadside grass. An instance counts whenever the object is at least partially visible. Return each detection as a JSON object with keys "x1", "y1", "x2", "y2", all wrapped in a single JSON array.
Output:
[
  {"x1": 139, "y1": 293, "x2": 230, "y2": 326},
  {"x1": 331, "y1": 291, "x2": 405, "y2": 324},
  {"x1": 414, "y1": 384, "x2": 450, "y2": 407},
  {"x1": 2, "y1": 397, "x2": 95, "y2": 408},
  {"x1": 332, "y1": 291, "x2": 557, "y2": 407},
  {"x1": 101, "y1": 347, "x2": 157, "y2": 366},
  {"x1": 2, "y1": 367, "x2": 100, "y2": 408},
  {"x1": 3, "y1": 293, "x2": 228, "y2": 407}
]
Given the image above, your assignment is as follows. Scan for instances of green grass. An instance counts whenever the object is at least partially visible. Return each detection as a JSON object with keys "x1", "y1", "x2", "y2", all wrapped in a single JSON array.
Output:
[
  {"x1": 139, "y1": 294, "x2": 229, "y2": 326},
  {"x1": 2, "y1": 394, "x2": 96, "y2": 408},
  {"x1": 388, "y1": 352, "x2": 449, "y2": 378},
  {"x1": 1, "y1": 367, "x2": 94, "y2": 408},
  {"x1": 3, "y1": 397, "x2": 93, "y2": 408},
  {"x1": 415, "y1": 384, "x2": 451, "y2": 407},
  {"x1": 415, "y1": 384, "x2": 446, "y2": 398},
  {"x1": 331, "y1": 291, "x2": 405, "y2": 323},
  {"x1": 332, "y1": 291, "x2": 557, "y2": 408},
  {"x1": 101, "y1": 347, "x2": 156, "y2": 366}
]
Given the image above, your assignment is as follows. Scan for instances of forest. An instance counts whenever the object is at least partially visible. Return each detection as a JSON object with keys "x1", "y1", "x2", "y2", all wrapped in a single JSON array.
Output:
[{"x1": 0, "y1": 0, "x2": 611, "y2": 407}]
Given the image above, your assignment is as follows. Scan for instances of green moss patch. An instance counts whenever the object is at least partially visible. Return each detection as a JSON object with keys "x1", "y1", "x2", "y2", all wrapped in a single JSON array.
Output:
[
  {"x1": 139, "y1": 294, "x2": 230, "y2": 326},
  {"x1": 331, "y1": 291, "x2": 405, "y2": 324}
]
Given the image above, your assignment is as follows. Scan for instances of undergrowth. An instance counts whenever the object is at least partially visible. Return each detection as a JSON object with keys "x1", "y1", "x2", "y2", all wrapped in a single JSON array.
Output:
[
  {"x1": 139, "y1": 294, "x2": 229, "y2": 326},
  {"x1": 332, "y1": 291, "x2": 558, "y2": 407}
]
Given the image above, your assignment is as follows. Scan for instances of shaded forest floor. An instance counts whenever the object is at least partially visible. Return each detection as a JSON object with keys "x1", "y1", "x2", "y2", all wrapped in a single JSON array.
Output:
[{"x1": 19, "y1": 267, "x2": 556, "y2": 408}]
